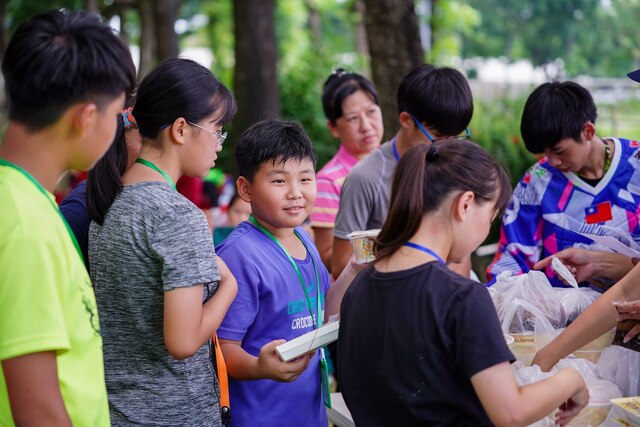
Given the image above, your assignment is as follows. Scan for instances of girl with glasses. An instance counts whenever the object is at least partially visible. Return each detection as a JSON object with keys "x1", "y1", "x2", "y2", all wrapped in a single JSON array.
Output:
[{"x1": 88, "y1": 58, "x2": 238, "y2": 426}]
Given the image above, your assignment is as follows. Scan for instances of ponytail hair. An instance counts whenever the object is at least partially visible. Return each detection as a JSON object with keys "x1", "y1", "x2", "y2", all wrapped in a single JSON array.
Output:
[
  {"x1": 86, "y1": 104, "x2": 134, "y2": 225},
  {"x1": 375, "y1": 140, "x2": 511, "y2": 261},
  {"x1": 87, "y1": 58, "x2": 237, "y2": 224}
]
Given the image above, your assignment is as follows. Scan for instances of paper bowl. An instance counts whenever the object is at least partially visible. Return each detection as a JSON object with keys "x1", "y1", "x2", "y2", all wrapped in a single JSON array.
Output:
[
  {"x1": 572, "y1": 328, "x2": 615, "y2": 363},
  {"x1": 508, "y1": 333, "x2": 535, "y2": 366},
  {"x1": 347, "y1": 229, "x2": 380, "y2": 264}
]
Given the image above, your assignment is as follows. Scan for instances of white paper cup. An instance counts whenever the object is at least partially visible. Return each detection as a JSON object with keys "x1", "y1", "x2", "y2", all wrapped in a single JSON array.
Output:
[{"x1": 347, "y1": 229, "x2": 380, "y2": 264}]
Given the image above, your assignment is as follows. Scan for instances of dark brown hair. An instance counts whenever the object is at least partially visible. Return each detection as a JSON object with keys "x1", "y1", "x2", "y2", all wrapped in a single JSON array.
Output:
[
  {"x1": 321, "y1": 68, "x2": 379, "y2": 123},
  {"x1": 375, "y1": 140, "x2": 512, "y2": 261}
]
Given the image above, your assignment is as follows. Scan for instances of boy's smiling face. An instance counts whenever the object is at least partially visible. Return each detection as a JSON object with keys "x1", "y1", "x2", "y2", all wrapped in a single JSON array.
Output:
[{"x1": 238, "y1": 157, "x2": 316, "y2": 233}]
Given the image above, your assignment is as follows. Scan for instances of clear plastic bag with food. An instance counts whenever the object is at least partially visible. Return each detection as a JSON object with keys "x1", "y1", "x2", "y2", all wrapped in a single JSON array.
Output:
[
  {"x1": 555, "y1": 287, "x2": 600, "y2": 325},
  {"x1": 491, "y1": 271, "x2": 567, "y2": 333},
  {"x1": 502, "y1": 299, "x2": 562, "y2": 350}
]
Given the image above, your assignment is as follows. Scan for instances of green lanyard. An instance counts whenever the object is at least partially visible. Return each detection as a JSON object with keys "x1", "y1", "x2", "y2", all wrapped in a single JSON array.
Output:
[
  {"x1": 0, "y1": 158, "x2": 84, "y2": 263},
  {"x1": 248, "y1": 215, "x2": 322, "y2": 327},
  {"x1": 135, "y1": 158, "x2": 177, "y2": 191},
  {"x1": 247, "y1": 215, "x2": 332, "y2": 408},
  {"x1": 603, "y1": 140, "x2": 612, "y2": 175}
]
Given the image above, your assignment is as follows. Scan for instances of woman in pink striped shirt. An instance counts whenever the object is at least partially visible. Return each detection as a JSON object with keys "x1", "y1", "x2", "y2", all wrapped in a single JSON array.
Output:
[{"x1": 311, "y1": 69, "x2": 384, "y2": 272}]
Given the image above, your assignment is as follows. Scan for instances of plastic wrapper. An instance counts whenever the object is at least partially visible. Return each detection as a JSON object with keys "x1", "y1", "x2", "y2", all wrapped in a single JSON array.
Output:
[
  {"x1": 491, "y1": 271, "x2": 567, "y2": 333},
  {"x1": 602, "y1": 397, "x2": 640, "y2": 426}
]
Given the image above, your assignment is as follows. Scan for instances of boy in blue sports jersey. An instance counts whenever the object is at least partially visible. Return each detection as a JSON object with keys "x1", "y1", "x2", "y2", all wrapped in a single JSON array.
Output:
[
  {"x1": 217, "y1": 119, "x2": 358, "y2": 426},
  {"x1": 488, "y1": 80, "x2": 640, "y2": 287}
]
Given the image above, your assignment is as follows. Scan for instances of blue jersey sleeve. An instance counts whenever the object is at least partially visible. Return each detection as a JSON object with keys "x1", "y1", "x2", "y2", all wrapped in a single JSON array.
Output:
[{"x1": 487, "y1": 168, "x2": 544, "y2": 283}]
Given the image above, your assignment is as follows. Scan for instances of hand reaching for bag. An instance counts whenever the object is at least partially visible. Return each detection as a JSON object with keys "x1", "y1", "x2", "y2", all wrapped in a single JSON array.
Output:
[
  {"x1": 534, "y1": 248, "x2": 634, "y2": 284},
  {"x1": 533, "y1": 248, "x2": 596, "y2": 284}
]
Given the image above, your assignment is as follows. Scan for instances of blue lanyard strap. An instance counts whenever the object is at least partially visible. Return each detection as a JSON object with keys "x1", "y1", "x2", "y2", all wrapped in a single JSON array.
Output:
[
  {"x1": 0, "y1": 158, "x2": 84, "y2": 263},
  {"x1": 391, "y1": 137, "x2": 400, "y2": 162},
  {"x1": 403, "y1": 241, "x2": 446, "y2": 265},
  {"x1": 135, "y1": 158, "x2": 177, "y2": 191},
  {"x1": 248, "y1": 215, "x2": 322, "y2": 328}
]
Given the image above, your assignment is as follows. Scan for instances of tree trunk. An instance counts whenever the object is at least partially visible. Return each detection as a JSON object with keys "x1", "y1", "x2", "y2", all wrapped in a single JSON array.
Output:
[
  {"x1": 85, "y1": 0, "x2": 100, "y2": 12},
  {"x1": 138, "y1": 0, "x2": 156, "y2": 78},
  {"x1": 363, "y1": 0, "x2": 424, "y2": 139},
  {"x1": 306, "y1": 0, "x2": 321, "y2": 50},
  {"x1": 154, "y1": 0, "x2": 181, "y2": 62},
  {"x1": 354, "y1": 0, "x2": 369, "y2": 59},
  {"x1": 232, "y1": 0, "x2": 280, "y2": 166}
]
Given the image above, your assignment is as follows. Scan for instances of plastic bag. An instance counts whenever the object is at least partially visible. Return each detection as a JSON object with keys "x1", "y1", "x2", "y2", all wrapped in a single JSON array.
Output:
[
  {"x1": 500, "y1": 298, "x2": 561, "y2": 346},
  {"x1": 596, "y1": 346, "x2": 640, "y2": 397},
  {"x1": 501, "y1": 299, "x2": 561, "y2": 349},
  {"x1": 513, "y1": 357, "x2": 621, "y2": 427},
  {"x1": 556, "y1": 358, "x2": 622, "y2": 403},
  {"x1": 491, "y1": 271, "x2": 567, "y2": 332},
  {"x1": 555, "y1": 286, "x2": 600, "y2": 325}
]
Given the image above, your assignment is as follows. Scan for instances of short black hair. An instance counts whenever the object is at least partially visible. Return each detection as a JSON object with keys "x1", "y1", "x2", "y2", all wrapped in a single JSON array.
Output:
[
  {"x1": 520, "y1": 81, "x2": 597, "y2": 154},
  {"x1": 2, "y1": 9, "x2": 136, "y2": 131},
  {"x1": 397, "y1": 64, "x2": 473, "y2": 136},
  {"x1": 236, "y1": 119, "x2": 318, "y2": 182},
  {"x1": 322, "y1": 69, "x2": 380, "y2": 123}
]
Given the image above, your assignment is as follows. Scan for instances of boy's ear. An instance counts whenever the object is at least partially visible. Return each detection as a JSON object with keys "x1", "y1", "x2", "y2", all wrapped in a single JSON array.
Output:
[
  {"x1": 398, "y1": 111, "x2": 414, "y2": 129},
  {"x1": 453, "y1": 190, "x2": 475, "y2": 222},
  {"x1": 71, "y1": 102, "x2": 98, "y2": 138},
  {"x1": 236, "y1": 176, "x2": 252, "y2": 203},
  {"x1": 326, "y1": 119, "x2": 340, "y2": 139},
  {"x1": 582, "y1": 121, "x2": 596, "y2": 141}
]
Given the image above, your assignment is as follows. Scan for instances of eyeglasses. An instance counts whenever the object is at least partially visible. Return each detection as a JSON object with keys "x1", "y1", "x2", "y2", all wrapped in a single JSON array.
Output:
[
  {"x1": 411, "y1": 115, "x2": 471, "y2": 142},
  {"x1": 188, "y1": 121, "x2": 227, "y2": 146}
]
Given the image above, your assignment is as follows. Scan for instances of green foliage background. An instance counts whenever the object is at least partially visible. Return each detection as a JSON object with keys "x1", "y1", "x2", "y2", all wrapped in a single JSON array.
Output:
[{"x1": 3, "y1": 1, "x2": 640, "y2": 239}]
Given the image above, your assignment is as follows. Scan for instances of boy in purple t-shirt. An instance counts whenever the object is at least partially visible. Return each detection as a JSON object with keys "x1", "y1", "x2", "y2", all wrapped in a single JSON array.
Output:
[{"x1": 217, "y1": 119, "x2": 358, "y2": 426}]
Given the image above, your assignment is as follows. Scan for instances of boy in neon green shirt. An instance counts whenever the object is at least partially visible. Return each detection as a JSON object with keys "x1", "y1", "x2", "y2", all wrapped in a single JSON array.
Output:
[{"x1": 0, "y1": 10, "x2": 135, "y2": 426}]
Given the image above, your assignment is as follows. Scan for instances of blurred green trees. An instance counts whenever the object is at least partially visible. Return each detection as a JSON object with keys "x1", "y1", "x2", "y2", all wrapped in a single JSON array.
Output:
[{"x1": 2, "y1": 0, "x2": 639, "y2": 181}]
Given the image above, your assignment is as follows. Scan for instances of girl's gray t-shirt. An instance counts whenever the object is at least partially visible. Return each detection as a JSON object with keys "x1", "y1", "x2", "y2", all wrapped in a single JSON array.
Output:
[{"x1": 89, "y1": 181, "x2": 222, "y2": 426}]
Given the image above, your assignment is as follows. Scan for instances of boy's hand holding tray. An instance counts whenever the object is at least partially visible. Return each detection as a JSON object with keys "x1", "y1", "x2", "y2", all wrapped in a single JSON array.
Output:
[{"x1": 276, "y1": 321, "x2": 340, "y2": 362}]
